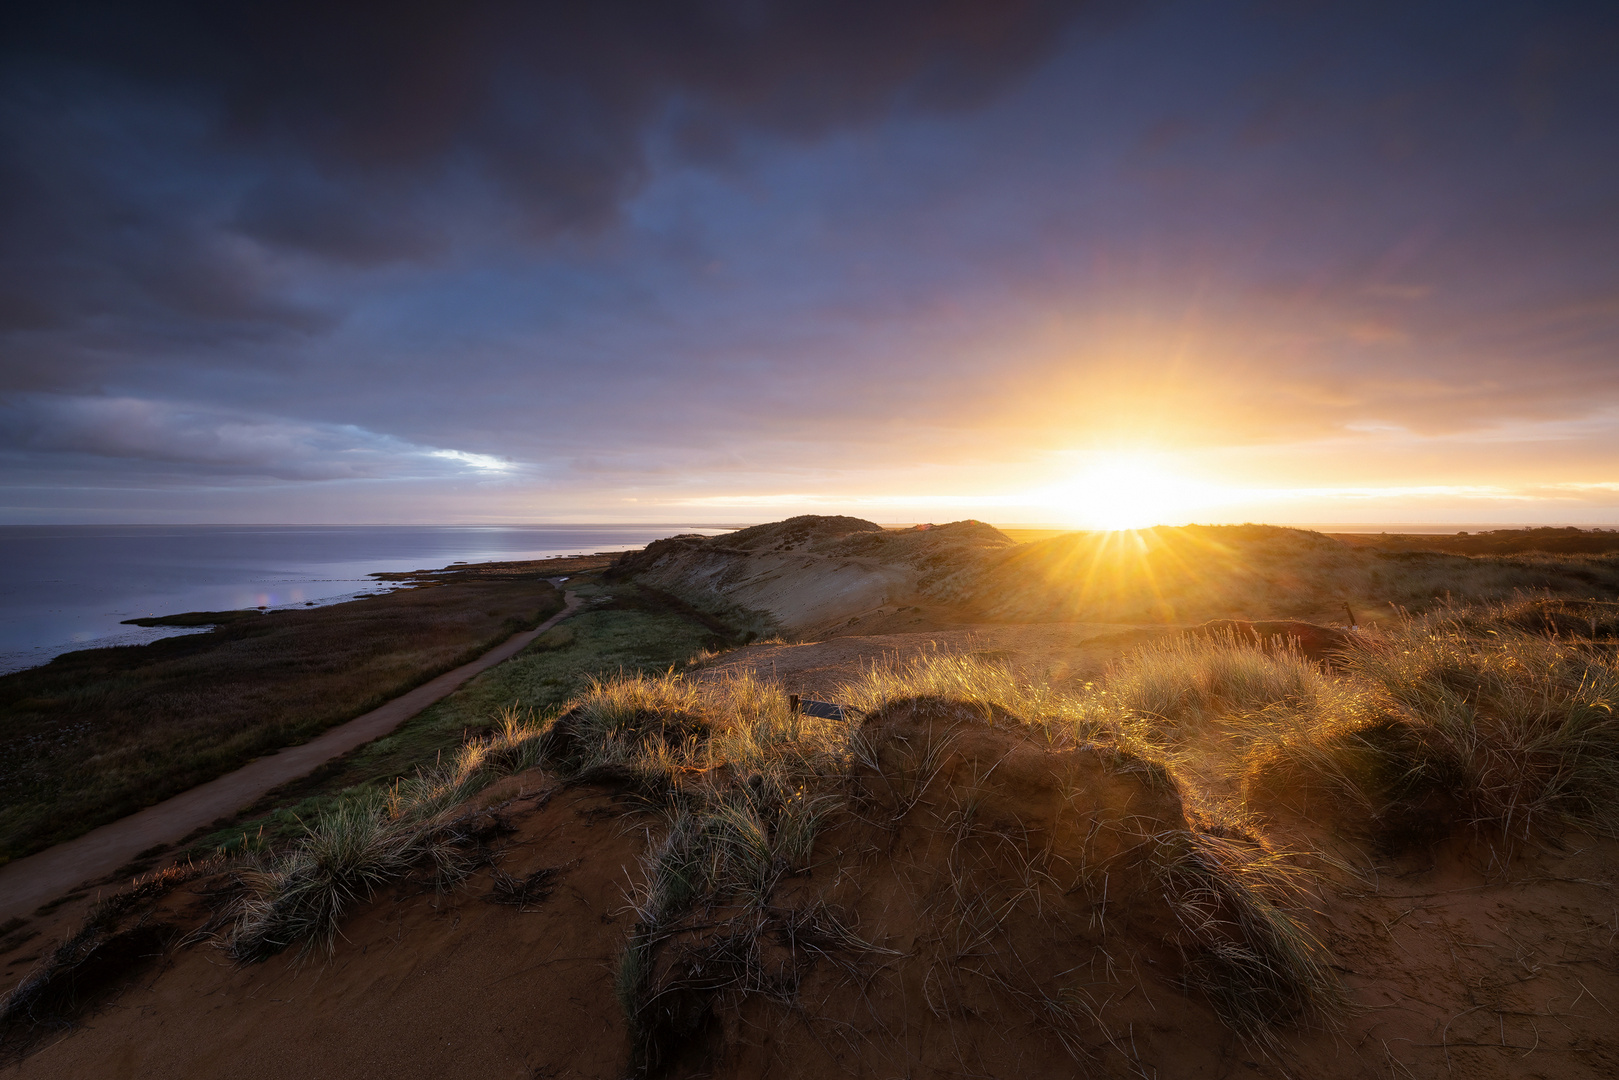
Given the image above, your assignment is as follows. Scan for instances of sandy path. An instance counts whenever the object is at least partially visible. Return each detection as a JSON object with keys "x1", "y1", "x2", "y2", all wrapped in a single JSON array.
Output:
[{"x1": 0, "y1": 588, "x2": 583, "y2": 920}]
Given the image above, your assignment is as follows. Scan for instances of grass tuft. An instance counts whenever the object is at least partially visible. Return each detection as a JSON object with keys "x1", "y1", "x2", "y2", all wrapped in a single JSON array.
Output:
[
  {"x1": 223, "y1": 711, "x2": 553, "y2": 960},
  {"x1": 201, "y1": 598, "x2": 1619, "y2": 1058},
  {"x1": 1249, "y1": 606, "x2": 1619, "y2": 840},
  {"x1": 1154, "y1": 830, "x2": 1342, "y2": 1036}
]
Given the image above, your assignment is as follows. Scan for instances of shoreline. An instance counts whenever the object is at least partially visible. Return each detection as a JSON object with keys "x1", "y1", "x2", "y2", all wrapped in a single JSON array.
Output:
[
  {"x1": 0, "y1": 557, "x2": 601, "y2": 868},
  {"x1": 0, "y1": 523, "x2": 736, "y2": 677},
  {"x1": 0, "y1": 548, "x2": 650, "y2": 678},
  {"x1": 0, "y1": 587, "x2": 585, "y2": 920}
]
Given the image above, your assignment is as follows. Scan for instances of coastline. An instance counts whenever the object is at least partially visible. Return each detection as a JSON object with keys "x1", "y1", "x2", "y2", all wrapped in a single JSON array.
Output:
[
  {"x1": 0, "y1": 524, "x2": 731, "y2": 676},
  {"x1": 0, "y1": 587, "x2": 586, "y2": 920},
  {"x1": 0, "y1": 557, "x2": 604, "y2": 866}
]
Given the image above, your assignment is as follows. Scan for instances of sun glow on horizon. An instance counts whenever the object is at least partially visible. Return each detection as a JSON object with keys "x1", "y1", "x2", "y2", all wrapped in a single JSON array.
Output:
[{"x1": 1046, "y1": 455, "x2": 1219, "y2": 531}]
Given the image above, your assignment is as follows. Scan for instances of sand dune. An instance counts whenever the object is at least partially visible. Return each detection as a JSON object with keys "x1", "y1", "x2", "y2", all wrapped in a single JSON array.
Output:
[{"x1": 616, "y1": 516, "x2": 1619, "y2": 637}]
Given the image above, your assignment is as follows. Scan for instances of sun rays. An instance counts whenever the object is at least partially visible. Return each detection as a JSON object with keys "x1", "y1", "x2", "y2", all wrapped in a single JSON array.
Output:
[{"x1": 1041, "y1": 454, "x2": 1223, "y2": 531}]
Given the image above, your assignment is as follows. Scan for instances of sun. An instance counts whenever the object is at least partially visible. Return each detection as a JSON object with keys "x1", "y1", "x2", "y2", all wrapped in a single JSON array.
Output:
[{"x1": 1049, "y1": 455, "x2": 1208, "y2": 530}]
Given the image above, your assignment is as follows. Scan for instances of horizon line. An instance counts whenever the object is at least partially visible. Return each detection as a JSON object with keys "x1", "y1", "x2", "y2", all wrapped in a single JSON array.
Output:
[{"x1": 4, "y1": 519, "x2": 1619, "y2": 533}]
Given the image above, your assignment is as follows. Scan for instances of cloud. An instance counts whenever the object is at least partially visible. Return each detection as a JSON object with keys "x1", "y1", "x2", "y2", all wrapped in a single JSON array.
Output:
[
  {"x1": 1, "y1": 0, "x2": 1101, "y2": 249},
  {"x1": 0, "y1": 0, "x2": 1117, "y2": 398},
  {"x1": 1, "y1": 2, "x2": 1618, "y2": 524},
  {"x1": 0, "y1": 395, "x2": 519, "y2": 481}
]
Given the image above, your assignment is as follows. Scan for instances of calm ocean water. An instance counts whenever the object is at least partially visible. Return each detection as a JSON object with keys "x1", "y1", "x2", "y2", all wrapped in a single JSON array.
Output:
[{"x1": 0, "y1": 524, "x2": 728, "y2": 675}]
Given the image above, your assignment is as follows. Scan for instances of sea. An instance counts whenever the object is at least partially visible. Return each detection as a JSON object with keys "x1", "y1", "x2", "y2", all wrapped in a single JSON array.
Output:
[{"x1": 0, "y1": 524, "x2": 731, "y2": 675}]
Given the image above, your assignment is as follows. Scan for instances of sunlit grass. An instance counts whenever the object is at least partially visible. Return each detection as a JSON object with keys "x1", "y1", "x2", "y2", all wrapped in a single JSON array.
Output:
[
  {"x1": 976, "y1": 523, "x2": 1619, "y2": 625},
  {"x1": 1251, "y1": 605, "x2": 1619, "y2": 839},
  {"x1": 215, "y1": 598, "x2": 1619, "y2": 1049}
]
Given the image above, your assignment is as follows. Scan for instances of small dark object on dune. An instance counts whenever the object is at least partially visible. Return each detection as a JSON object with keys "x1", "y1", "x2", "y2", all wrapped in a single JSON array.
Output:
[
  {"x1": 787, "y1": 694, "x2": 848, "y2": 721},
  {"x1": 487, "y1": 866, "x2": 565, "y2": 910}
]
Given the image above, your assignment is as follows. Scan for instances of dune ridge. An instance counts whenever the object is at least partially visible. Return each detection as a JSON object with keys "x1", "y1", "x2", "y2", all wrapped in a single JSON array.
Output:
[{"x1": 615, "y1": 516, "x2": 1619, "y2": 637}]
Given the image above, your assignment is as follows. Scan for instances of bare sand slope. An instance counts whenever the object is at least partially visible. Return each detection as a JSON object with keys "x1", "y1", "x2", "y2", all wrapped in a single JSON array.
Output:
[
  {"x1": 614, "y1": 516, "x2": 1013, "y2": 638},
  {"x1": 0, "y1": 590, "x2": 583, "y2": 922}
]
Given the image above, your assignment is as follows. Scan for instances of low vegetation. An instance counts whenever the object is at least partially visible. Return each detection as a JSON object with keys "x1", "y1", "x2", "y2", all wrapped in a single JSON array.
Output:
[
  {"x1": 976, "y1": 524, "x2": 1619, "y2": 624},
  {"x1": 0, "y1": 561, "x2": 575, "y2": 864},
  {"x1": 1248, "y1": 599, "x2": 1619, "y2": 842},
  {"x1": 1330, "y1": 525, "x2": 1619, "y2": 556},
  {"x1": 186, "y1": 576, "x2": 740, "y2": 856},
  {"x1": 224, "y1": 711, "x2": 550, "y2": 960},
  {"x1": 191, "y1": 595, "x2": 1619, "y2": 1063},
  {"x1": 600, "y1": 516, "x2": 1619, "y2": 637}
]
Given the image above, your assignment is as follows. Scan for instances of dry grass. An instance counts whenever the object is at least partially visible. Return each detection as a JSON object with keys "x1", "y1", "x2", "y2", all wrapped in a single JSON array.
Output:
[
  {"x1": 570, "y1": 656, "x2": 1345, "y2": 1053},
  {"x1": 555, "y1": 669, "x2": 847, "y2": 908},
  {"x1": 1252, "y1": 602, "x2": 1619, "y2": 840},
  {"x1": 838, "y1": 647, "x2": 1171, "y2": 770},
  {"x1": 212, "y1": 598, "x2": 1616, "y2": 1050},
  {"x1": 538, "y1": 671, "x2": 849, "y2": 1071},
  {"x1": 1103, "y1": 632, "x2": 1331, "y2": 732},
  {"x1": 975, "y1": 524, "x2": 1619, "y2": 624},
  {"x1": 1154, "y1": 829, "x2": 1342, "y2": 1035},
  {"x1": 838, "y1": 646, "x2": 1345, "y2": 1033},
  {"x1": 223, "y1": 707, "x2": 549, "y2": 960}
]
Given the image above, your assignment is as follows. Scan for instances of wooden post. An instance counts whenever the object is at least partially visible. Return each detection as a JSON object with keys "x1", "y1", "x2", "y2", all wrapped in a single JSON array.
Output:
[{"x1": 789, "y1": 694, "x2": 800, "y2": 713}]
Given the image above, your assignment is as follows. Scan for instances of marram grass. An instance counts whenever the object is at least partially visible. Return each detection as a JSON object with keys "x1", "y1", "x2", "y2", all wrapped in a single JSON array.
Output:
[
  {"x1": 224, "y1": 706, "x2": 549, "y2": 960},
  {"x1": 222, "y1": 601, "x2": 1619, "y2": 1046}
]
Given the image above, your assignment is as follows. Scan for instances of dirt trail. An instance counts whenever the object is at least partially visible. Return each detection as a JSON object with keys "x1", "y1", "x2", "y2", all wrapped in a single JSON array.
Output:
[{"x1": 0, "y1": 588, "x2": 583, "y2": 920}]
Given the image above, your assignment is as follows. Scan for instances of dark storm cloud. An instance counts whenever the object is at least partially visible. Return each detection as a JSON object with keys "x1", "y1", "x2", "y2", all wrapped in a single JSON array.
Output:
[
  {"x1": 1, "y1": 0, "x2": 1097, "y2": 248},
  {"x1": 0, "y1": 0, "x2": 1110, "y2": 400}
]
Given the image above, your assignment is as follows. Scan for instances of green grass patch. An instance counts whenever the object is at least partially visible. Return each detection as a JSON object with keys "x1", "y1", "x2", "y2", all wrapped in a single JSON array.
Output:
[
  {"x1": 187, "y1": 578, "x2": 735, "y2": 855},
  {"x1": 0, "y1": 564, "x2": 572, "y2": 864}
]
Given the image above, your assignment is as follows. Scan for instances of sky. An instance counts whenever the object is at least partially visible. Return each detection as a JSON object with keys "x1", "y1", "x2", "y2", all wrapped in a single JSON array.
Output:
[{"x1": 2, "y1": 0, "x2": 1617, "y2": 528}]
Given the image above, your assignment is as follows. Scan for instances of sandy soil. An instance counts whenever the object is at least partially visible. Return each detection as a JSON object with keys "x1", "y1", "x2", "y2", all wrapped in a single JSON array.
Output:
[
  {"x1": 10, "y1": 719, "x2": 1617, "y2": 1079},
  {"x1": 7, "y1": 616, "x2": 1619, "y2": 1079},
  {"x1": 7, "y1": 778, "x2": 643, "y2": 1080}
]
